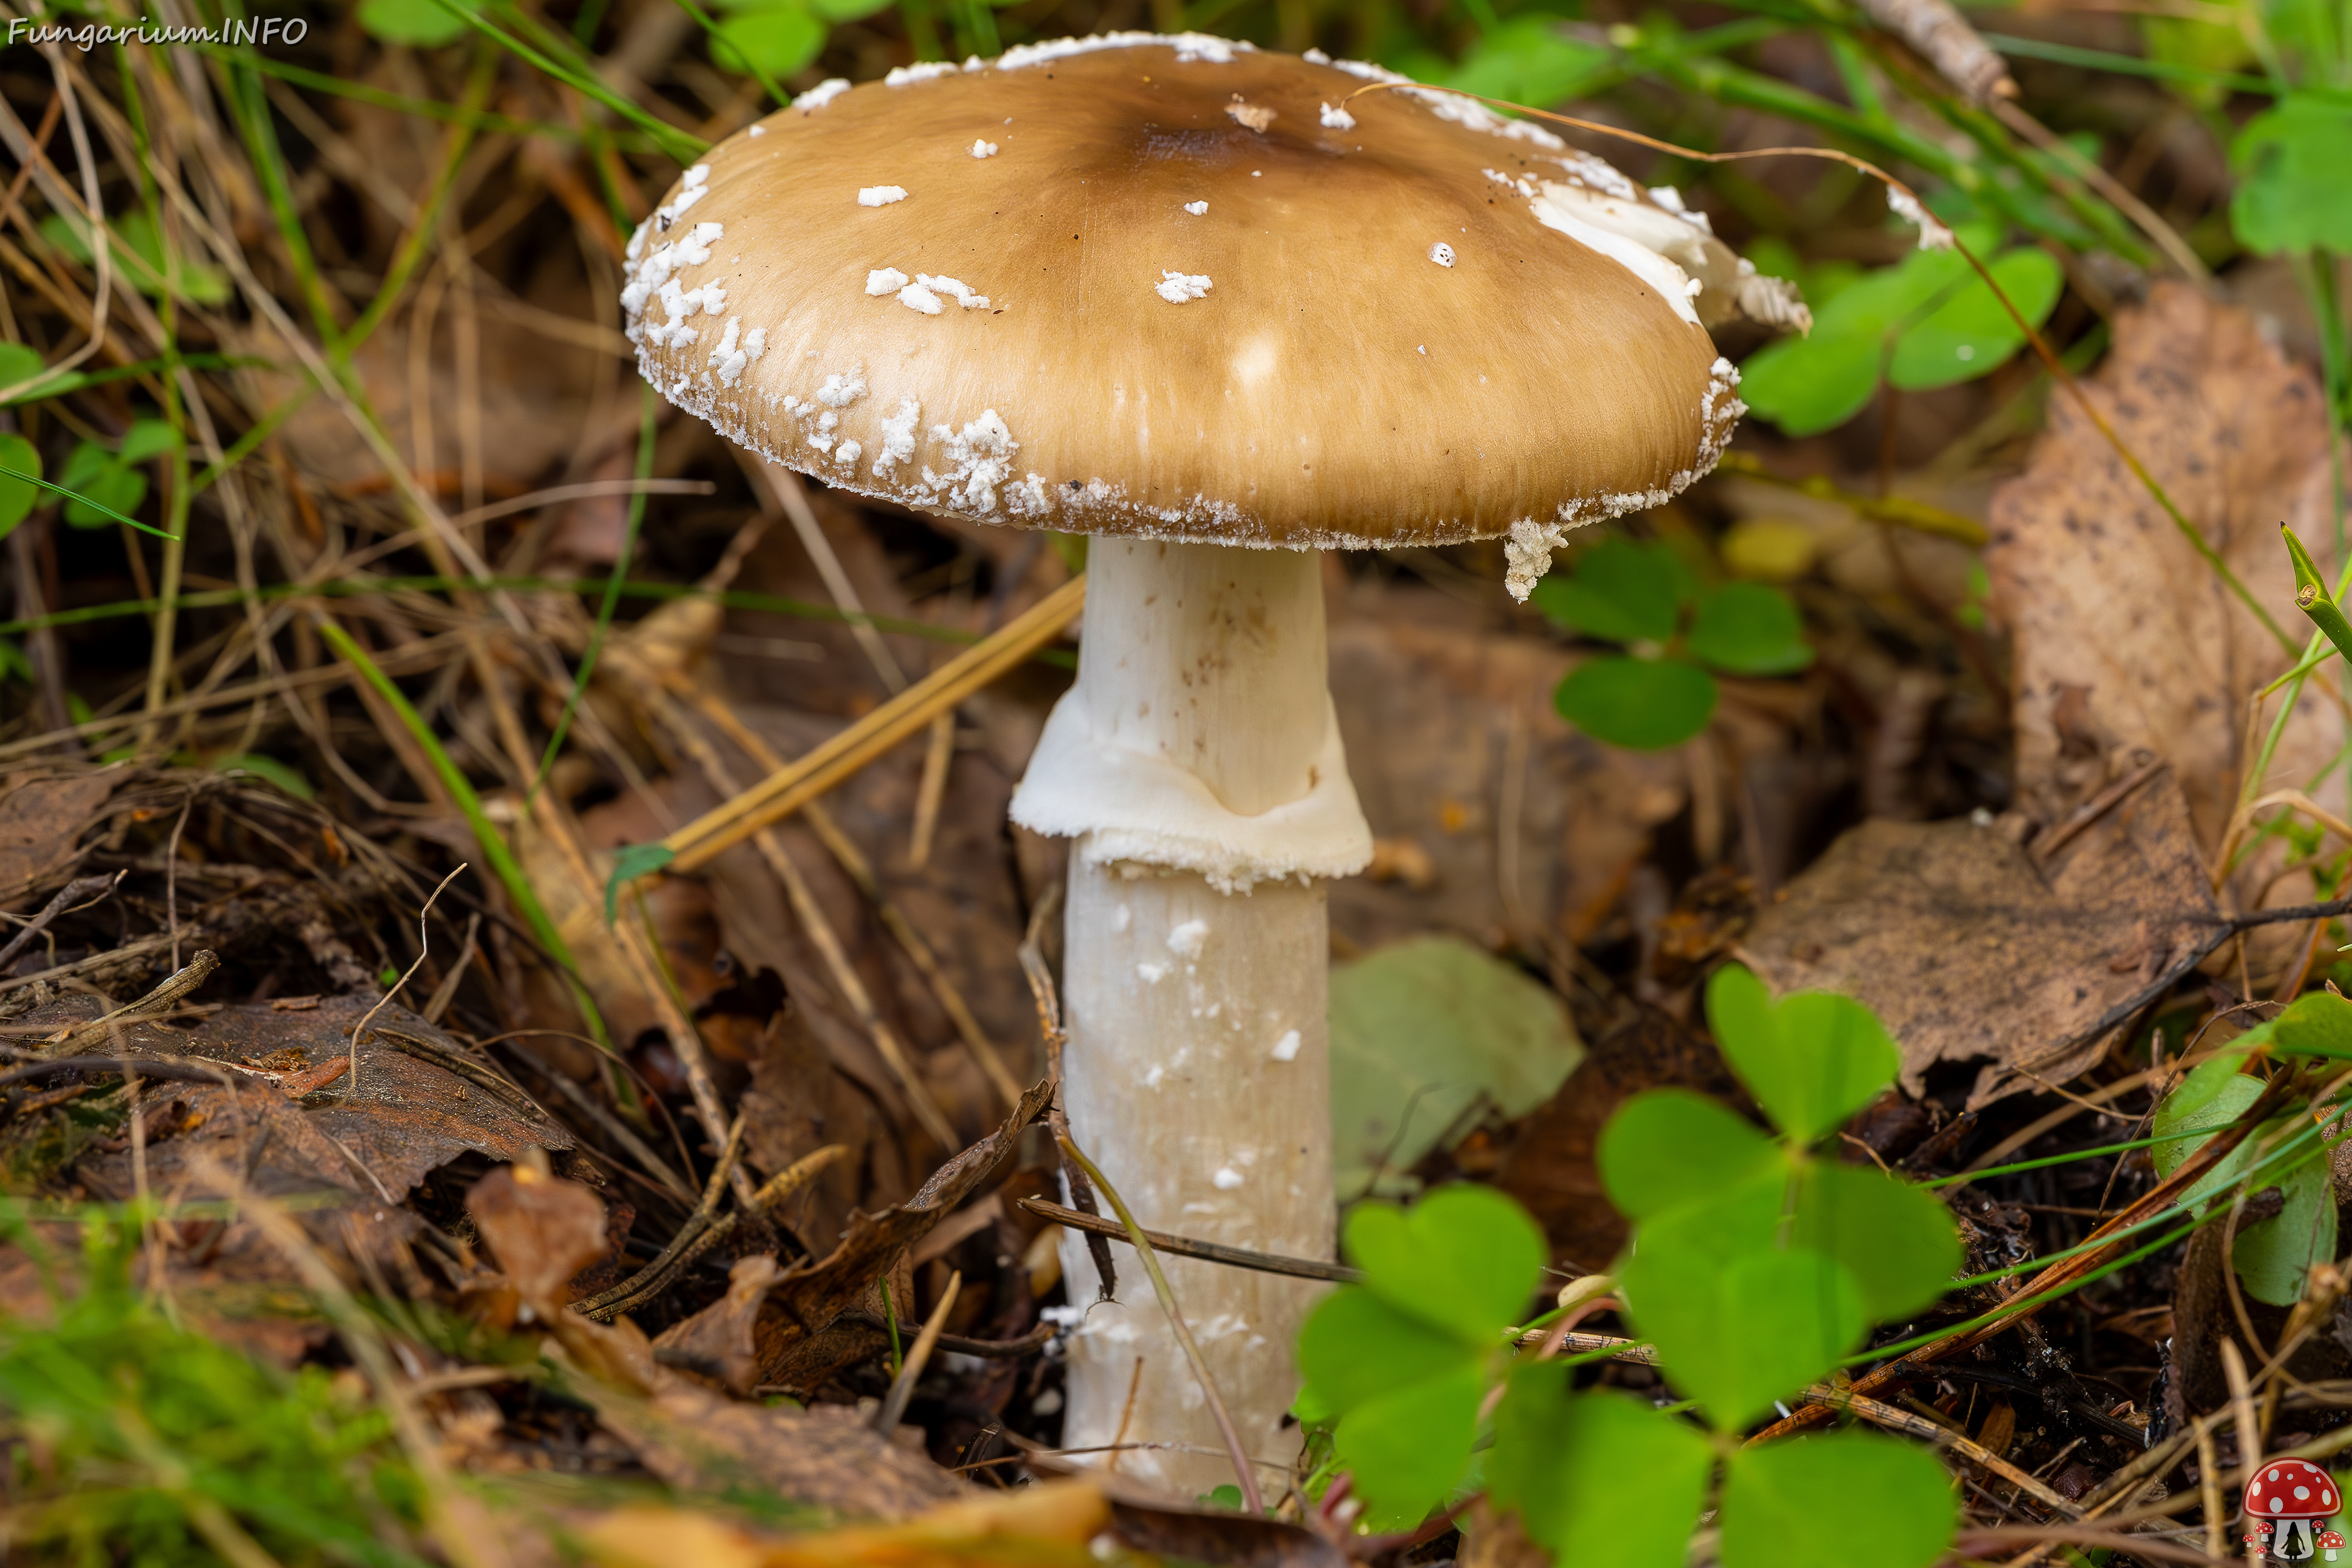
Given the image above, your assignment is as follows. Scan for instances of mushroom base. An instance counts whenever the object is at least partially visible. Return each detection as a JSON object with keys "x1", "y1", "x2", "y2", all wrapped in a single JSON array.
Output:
[{"x1": 1055, "y1": 854, "x2": 1335, "y2": 1495}]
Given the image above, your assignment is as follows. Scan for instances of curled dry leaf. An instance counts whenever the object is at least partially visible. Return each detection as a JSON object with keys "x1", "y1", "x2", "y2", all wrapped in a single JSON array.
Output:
[
  {"x1": 466, "y1": 1162, "x2": 609, "y2": 1312},
  {"x1": 752, "y1": 1080, "x2": 1053, "y2": 1391},
  {"x1": 1989, "y1": 282, "x2": 2337, "y2": 902},
  {"x1": 652, "y1": 1253, "x2": 783, "y2": 1396},
  {"x1": 1739, "y1": 774, "x2": 2218, "y2": 1102}
]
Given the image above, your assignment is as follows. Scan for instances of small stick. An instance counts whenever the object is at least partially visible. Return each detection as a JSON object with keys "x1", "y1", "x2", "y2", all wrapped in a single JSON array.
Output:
[
  {"x1": 418, "y1": 912, "x2": 479, "y2": 1024},
  {"x1": 658, "y1": 575, "x2": 1084, "y2": 873},
  {"x1": 164, "y1": 794, "x2": 192, "y2": 971},
  {"x1": 2198, "y1": 1423, "x2": 2226, "y2": 1562},
  {"x1": 572, "y1": 1142, "x2": 848, "y2": 1321},
  {"x1": 42, "y1": 949, "x2": 220, "y2": 1048},
  {"x1": 0, "y1": 871, "x2": 121, "y2": 974},
  {"x1": 2222, "y1": 1339, "x2": 2266, "y2": 1567},
  {"x1": 1017, "y1": 1197, "x2": 1359, "y2": 1283},
  {"x1": 1803, "y1": 1389, "x2": 2079, "y2": 1517},
  {"x1": 0, "y1": 1054, "x2": 252, "y2": 1091},
  {"x1": 872, "y1": 1269, "x2": 960, "y2": 1434},
  {"x1": 342, "y1": 865, "x2": 466, "y2": 1098},
  {"x1": 1056, "y1": 1131, "x2": 1264, "y2": 1515},
  {"x1": 908, "y1": 711, "x2": 954, "y2": 869}
]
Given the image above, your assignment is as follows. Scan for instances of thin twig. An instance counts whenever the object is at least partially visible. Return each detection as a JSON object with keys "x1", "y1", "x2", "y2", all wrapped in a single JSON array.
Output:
[
  {"x1": 42, "y1": 949, "x2": 219, "y2": 1048},
  {"x1": 341, "y1": 865, "x2": 466, "y2": 1098},
  {"x1": 0, "y1": 872, "x2": 122, "y2": 974},
  {"x1": 1017, "y1": 1198, "x2": 1360, "y2": 1283},
  {"x1": 657, "y1": 576, "x2": 1085, "y2": 874},
  {"x1": 572, "y1": 1142, "x2": 848, "y2": 1322}
]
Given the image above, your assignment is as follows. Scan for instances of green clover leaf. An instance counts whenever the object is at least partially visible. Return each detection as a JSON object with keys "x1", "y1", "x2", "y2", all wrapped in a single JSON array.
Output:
[
  {"x1": 1553, "y1": 656, "x2": 1717, "y2": 750},
  {"x1": 1706, "y1": 963, "x2": 1901, "y2": 1145}
]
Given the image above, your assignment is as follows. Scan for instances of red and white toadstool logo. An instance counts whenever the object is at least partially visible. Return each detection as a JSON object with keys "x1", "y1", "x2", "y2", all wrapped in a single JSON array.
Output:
[{"x1": 2244, "y1": 1458, "x2": 2343, "y2": 1561}]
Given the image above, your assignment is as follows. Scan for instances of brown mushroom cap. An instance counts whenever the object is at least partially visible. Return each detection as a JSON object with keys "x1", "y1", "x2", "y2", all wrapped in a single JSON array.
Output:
[{"x1": 624, "y1": 33, "x2": 1743, "y2": 549}]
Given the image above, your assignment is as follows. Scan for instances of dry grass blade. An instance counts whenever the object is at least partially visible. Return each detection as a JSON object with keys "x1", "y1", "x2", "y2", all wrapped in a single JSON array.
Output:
[
  {"x1": 872, "y1": 1268, "x2": 961, "y2": 1434},
  {"x1": 341, "y1": 864, "x2": 466, "y2": 1097},
  {"x1": 659, "y1": 575, "x2": 1085, "y2": 874},
  {"x1": 1055, "y1": 1133, "x2": 1264, "y2": 1515}
]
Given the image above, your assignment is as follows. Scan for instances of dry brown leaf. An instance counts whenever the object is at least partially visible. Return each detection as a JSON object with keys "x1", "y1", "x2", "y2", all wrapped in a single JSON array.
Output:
[
  {"x1": 740, "y1": 1006, "x2": 875, "y2": 1250},
  {"x1": 1326, "y1": 587, "x2": 1687, "y2": 952},
  {"x1": 1493, "y1": 1006, "x2": 1744, "y2": 1268},
  {"x1": 652, "y1": 1253, "x2": 782, "y2": 1396},
  {"x1": 1738, "y1": 773, "x2": 2220, "y2": 1101},
  {"x1": 1988, "y1": 282, "x2": 2338, "y2": 872},
  {"x1": 0, "y1": 771, "x2": 114, "y2": 905},
  {"x1": 61, "y1": 995, "x2": 575, "y2": 1203},
  {"x1": 752, "y1": 1081, "x2": 1050, "y2": 1391},
  {"x1": 467, "y1": 1162, "x2": 608, "y2": 1309}
]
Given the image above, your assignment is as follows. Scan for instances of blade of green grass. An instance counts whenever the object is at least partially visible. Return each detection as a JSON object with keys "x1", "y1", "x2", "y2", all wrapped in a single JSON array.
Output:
[
  {"x1": 0, "y1": 465, "x2": 180, "y2": 541},
  {"x1": 1, "y1": 352, "x2": 270, "y2": 409},
  {"x1": 531, "y1": 385, "x2": 656, "y2": 801},
  {"x1": 312, "y1": 616, "x2": 613, "y2": 1052},
  {"x1": 335, "y1": 53, "x2": 494, "y2": 361},
  {"x1": 2285, "y1": 522, "x2": 2352, "y2": 666}
]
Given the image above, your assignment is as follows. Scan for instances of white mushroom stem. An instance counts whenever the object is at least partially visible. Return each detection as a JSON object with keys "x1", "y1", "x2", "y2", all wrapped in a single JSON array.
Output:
[{"x1": 1012, "y1": 538, "x2": 1370, "y2": 1496}]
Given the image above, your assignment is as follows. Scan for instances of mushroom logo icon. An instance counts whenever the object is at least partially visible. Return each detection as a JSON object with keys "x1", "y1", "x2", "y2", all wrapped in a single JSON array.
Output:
[
  {"x1": 2246, "y1": 1458, "x2": 2340, "y2": 1560},
  {"x1": 2321, "y1": 1528, "x2": 2346, "y2": 1561}
]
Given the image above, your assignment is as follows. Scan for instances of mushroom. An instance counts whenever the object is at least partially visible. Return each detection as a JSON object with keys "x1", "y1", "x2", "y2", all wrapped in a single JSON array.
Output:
[
  {"x1": 2248, "y1": 1458, "x2": 2340, "y2": 1560},
  {"x1": 2321, "y1": 1528, "x2": 2345, "y2": 1561},
  {"x1": 620, "y1": 32, "x2": 1798, "y2": 1492}
]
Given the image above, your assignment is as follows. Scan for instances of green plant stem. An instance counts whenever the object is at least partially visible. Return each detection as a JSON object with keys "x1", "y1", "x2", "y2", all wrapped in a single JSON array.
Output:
[
  {"x1": 0, "y1": 466, "x2": 178, "y2": 540},
  {"x1": 1978, "y1": 32, "x2": 2318, "y2": 97},
  {"x1": 1850, "y1": 1213, "x2": 2203, "y2": 1367},
  {"x1": 311, "y1": 617, "x2": 612, "y2": 1051},
  {"x1": 1917, "y1": 1120, "x2": 2258, "y2": 1189},
  {"x1": 2284, "y1": 523, "x2": 2352, "y2": 666},
  {"x1": 1926, "y1": 1110, "x2": 2327, "y2": 1291},
  {"x1": 187, "y1": 388, "x2": 314, "y2": 497},
  {"x1": 0, "y1": 352, "x2": 266, "y2": 410},
  {"x1": 531, "y1": 386, "x2": 654, "y2": 801},
  {"x1": 880, "y1": 1276, "x2": 904, "y2": 1379},
  {"x1": 222, "y1": 46, "x2": 341, "y2": 345},
  {"x1": 203, "y1": 50, "x2": 630, "y2": 143}
]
